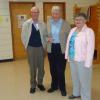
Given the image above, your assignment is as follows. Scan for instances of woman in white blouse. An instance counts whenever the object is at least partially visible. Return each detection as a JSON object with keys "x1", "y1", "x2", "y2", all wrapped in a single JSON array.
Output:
[{"x1": 65, "y1": 13, "x2": 95, "y2": 100}]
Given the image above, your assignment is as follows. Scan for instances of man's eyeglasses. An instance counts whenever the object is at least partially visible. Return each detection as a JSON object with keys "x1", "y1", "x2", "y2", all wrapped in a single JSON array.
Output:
[{"x1": 31, "y1": 12, "x2": 39, "y2": 13}]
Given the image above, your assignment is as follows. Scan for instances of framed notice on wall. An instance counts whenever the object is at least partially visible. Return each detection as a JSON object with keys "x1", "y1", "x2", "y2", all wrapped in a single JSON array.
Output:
[
  {"x1": 17, "y1": 15, "x2": 27, "y2": 28},
  {"x1": 74, "y1": 4, "x2": 90, "y2": 21}
]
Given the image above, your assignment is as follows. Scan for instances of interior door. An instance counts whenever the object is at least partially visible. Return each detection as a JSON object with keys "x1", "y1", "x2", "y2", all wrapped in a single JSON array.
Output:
[
  {"x1": 9, "y1": 2, "x2": 35, "y2": 60},
  {"x1": 43, "y1": 2, "x2": 66, "y2": 22}
]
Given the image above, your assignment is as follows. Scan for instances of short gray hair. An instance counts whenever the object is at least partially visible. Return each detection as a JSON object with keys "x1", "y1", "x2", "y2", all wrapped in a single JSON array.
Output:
[
  {"x1": 51, "y1": 6, "x2": 61, "y2": 13},
  {"x1": 74, "y1": 13, "x2": 88, "y2": 20}
]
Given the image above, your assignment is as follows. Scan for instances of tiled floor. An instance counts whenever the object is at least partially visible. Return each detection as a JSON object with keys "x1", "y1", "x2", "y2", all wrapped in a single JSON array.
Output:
[{"x1": 0, "y1": 58, "x2": 100, "y2": 100}]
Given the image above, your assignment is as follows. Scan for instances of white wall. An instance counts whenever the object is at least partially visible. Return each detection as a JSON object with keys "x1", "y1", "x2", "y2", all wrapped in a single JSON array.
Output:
[
  {"x1": 0, "y1": 0, "x2": 99, "y2": 60},
  {"x1": 0, "y1": 0, "x2": 13, "y2": 60}
]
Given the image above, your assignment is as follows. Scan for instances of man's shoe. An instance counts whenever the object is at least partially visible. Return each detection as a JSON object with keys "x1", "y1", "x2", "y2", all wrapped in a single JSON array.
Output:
[
  {"x1": 47, "y1": 88, "x2": 58, "y2": 93},
  {"x1": 69, "y1": 95, "x2": 81, "y2": 99},
  {"x1": 37, "y1": 84, "x2": 45, "y2": 91},
  {"x1": 30, "y1": 88, "x2": 35, "y2": 94},
  {"x1": 61, "y1": 90, "x2": 67, "y2": 96}
]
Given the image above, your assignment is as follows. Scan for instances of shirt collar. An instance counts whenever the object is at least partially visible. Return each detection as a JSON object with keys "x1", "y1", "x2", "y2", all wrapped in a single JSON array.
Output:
[
  {"x1": 50, "y1": 18, "x2": 62, "y2": 24},
  {"x1": 32, "y1": 20, "x2": 38, "y2": 25},
  {"x1": 74, "y1": 24, "x2": 88, "y2": 32}
]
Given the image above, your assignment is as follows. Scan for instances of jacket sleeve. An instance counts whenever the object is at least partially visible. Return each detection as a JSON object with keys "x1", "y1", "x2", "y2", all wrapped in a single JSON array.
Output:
[
  {"x1": 65, "y1": 40, "x2": 69, "y2": 59},
  {"x1": 65, "y1": 30, "x2": 72, "y2": 60},
  {"x1": 43, "y1": 23, "x2": 48, "y2": 50},
  {"x1": 21, "y1": 22, "x2": 28, "y2": 49},
  {"x1": 65, "y1": 21, "x2": 71, "y2": 38},
  {"x1": 85, "y1": 29, "x2": 95, "y2": 68}
]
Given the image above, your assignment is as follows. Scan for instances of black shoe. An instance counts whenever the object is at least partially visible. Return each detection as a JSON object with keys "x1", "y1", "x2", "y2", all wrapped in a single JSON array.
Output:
[
  {"x1": 47, "y1": 88, "x2": 58, "y2": 93},
  {"x1": 30, "y1": 88, "x2": 35, "y2": 94},
  {"x1": 61, "y1": 90, "x2": 67, "y2": 96},
  {"x1": 69, "y1": 95, "x2": 81, "y2": 99},
  {"x1": 37, "y1": 84, "x2": 45, "y2": 91}
]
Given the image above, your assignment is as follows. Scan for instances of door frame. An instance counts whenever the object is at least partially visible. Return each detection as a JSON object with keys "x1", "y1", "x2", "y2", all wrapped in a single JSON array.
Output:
[
  {"x1": 43, "y1": 2, "x2": 66, "y2": 22},
  {"x1": 9, "y1": 2, "x2": 35, "y2": 60}
]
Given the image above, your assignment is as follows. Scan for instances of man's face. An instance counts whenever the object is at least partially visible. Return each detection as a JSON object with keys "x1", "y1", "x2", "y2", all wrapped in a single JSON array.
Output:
[
  {"x1": 31, "y1": 8, "x2": 39, "y2": 21},
  {"x1": 52, "y1": 11, "x2": 61, "y2": 21}
]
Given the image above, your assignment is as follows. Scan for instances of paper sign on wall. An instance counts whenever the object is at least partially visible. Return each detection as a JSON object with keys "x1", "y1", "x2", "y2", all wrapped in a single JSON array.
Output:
[
  {"x1": 0, "y1": 16, "x2": 3, "y2": 24},
  {"x1": 17, "y1": 15, "x2": 27, "y2": 28}
]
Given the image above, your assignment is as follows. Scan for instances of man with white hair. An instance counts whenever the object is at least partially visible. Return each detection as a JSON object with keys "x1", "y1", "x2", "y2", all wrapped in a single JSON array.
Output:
[
  {"x1": 46, "y1": 6, "x2": 71, "y2": 96},
  {"x1": 21, "y1": 6, "x2": 47, "y2": 94}
]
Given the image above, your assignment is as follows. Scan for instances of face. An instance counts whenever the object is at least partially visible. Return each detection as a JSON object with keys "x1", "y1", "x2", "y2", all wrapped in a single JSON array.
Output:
[
  {"x1": 52, "y1": 11, "x2": 61, "y2": 21},
  {"x1": 31, "y1": 8, "x2": 39, "y2": 21},
  {"x1": 74, "y1": 16, "x2": 86, "y2": 28}
]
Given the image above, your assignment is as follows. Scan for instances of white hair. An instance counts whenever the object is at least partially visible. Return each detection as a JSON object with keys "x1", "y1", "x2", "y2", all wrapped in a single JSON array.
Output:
[{"x1": 51, "y1": 6, "x2": 61, "y2": 13}]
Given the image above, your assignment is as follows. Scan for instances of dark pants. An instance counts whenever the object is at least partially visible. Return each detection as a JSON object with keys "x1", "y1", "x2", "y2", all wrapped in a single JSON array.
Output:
[{"x1": 48, "y1": 43, "x2": 66, "y2": 91}]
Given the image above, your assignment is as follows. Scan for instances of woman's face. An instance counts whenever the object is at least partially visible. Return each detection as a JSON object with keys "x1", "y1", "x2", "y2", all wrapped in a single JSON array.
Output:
[{"x1": 74, "y1": 16, "x2": 86, "y2": 28}]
